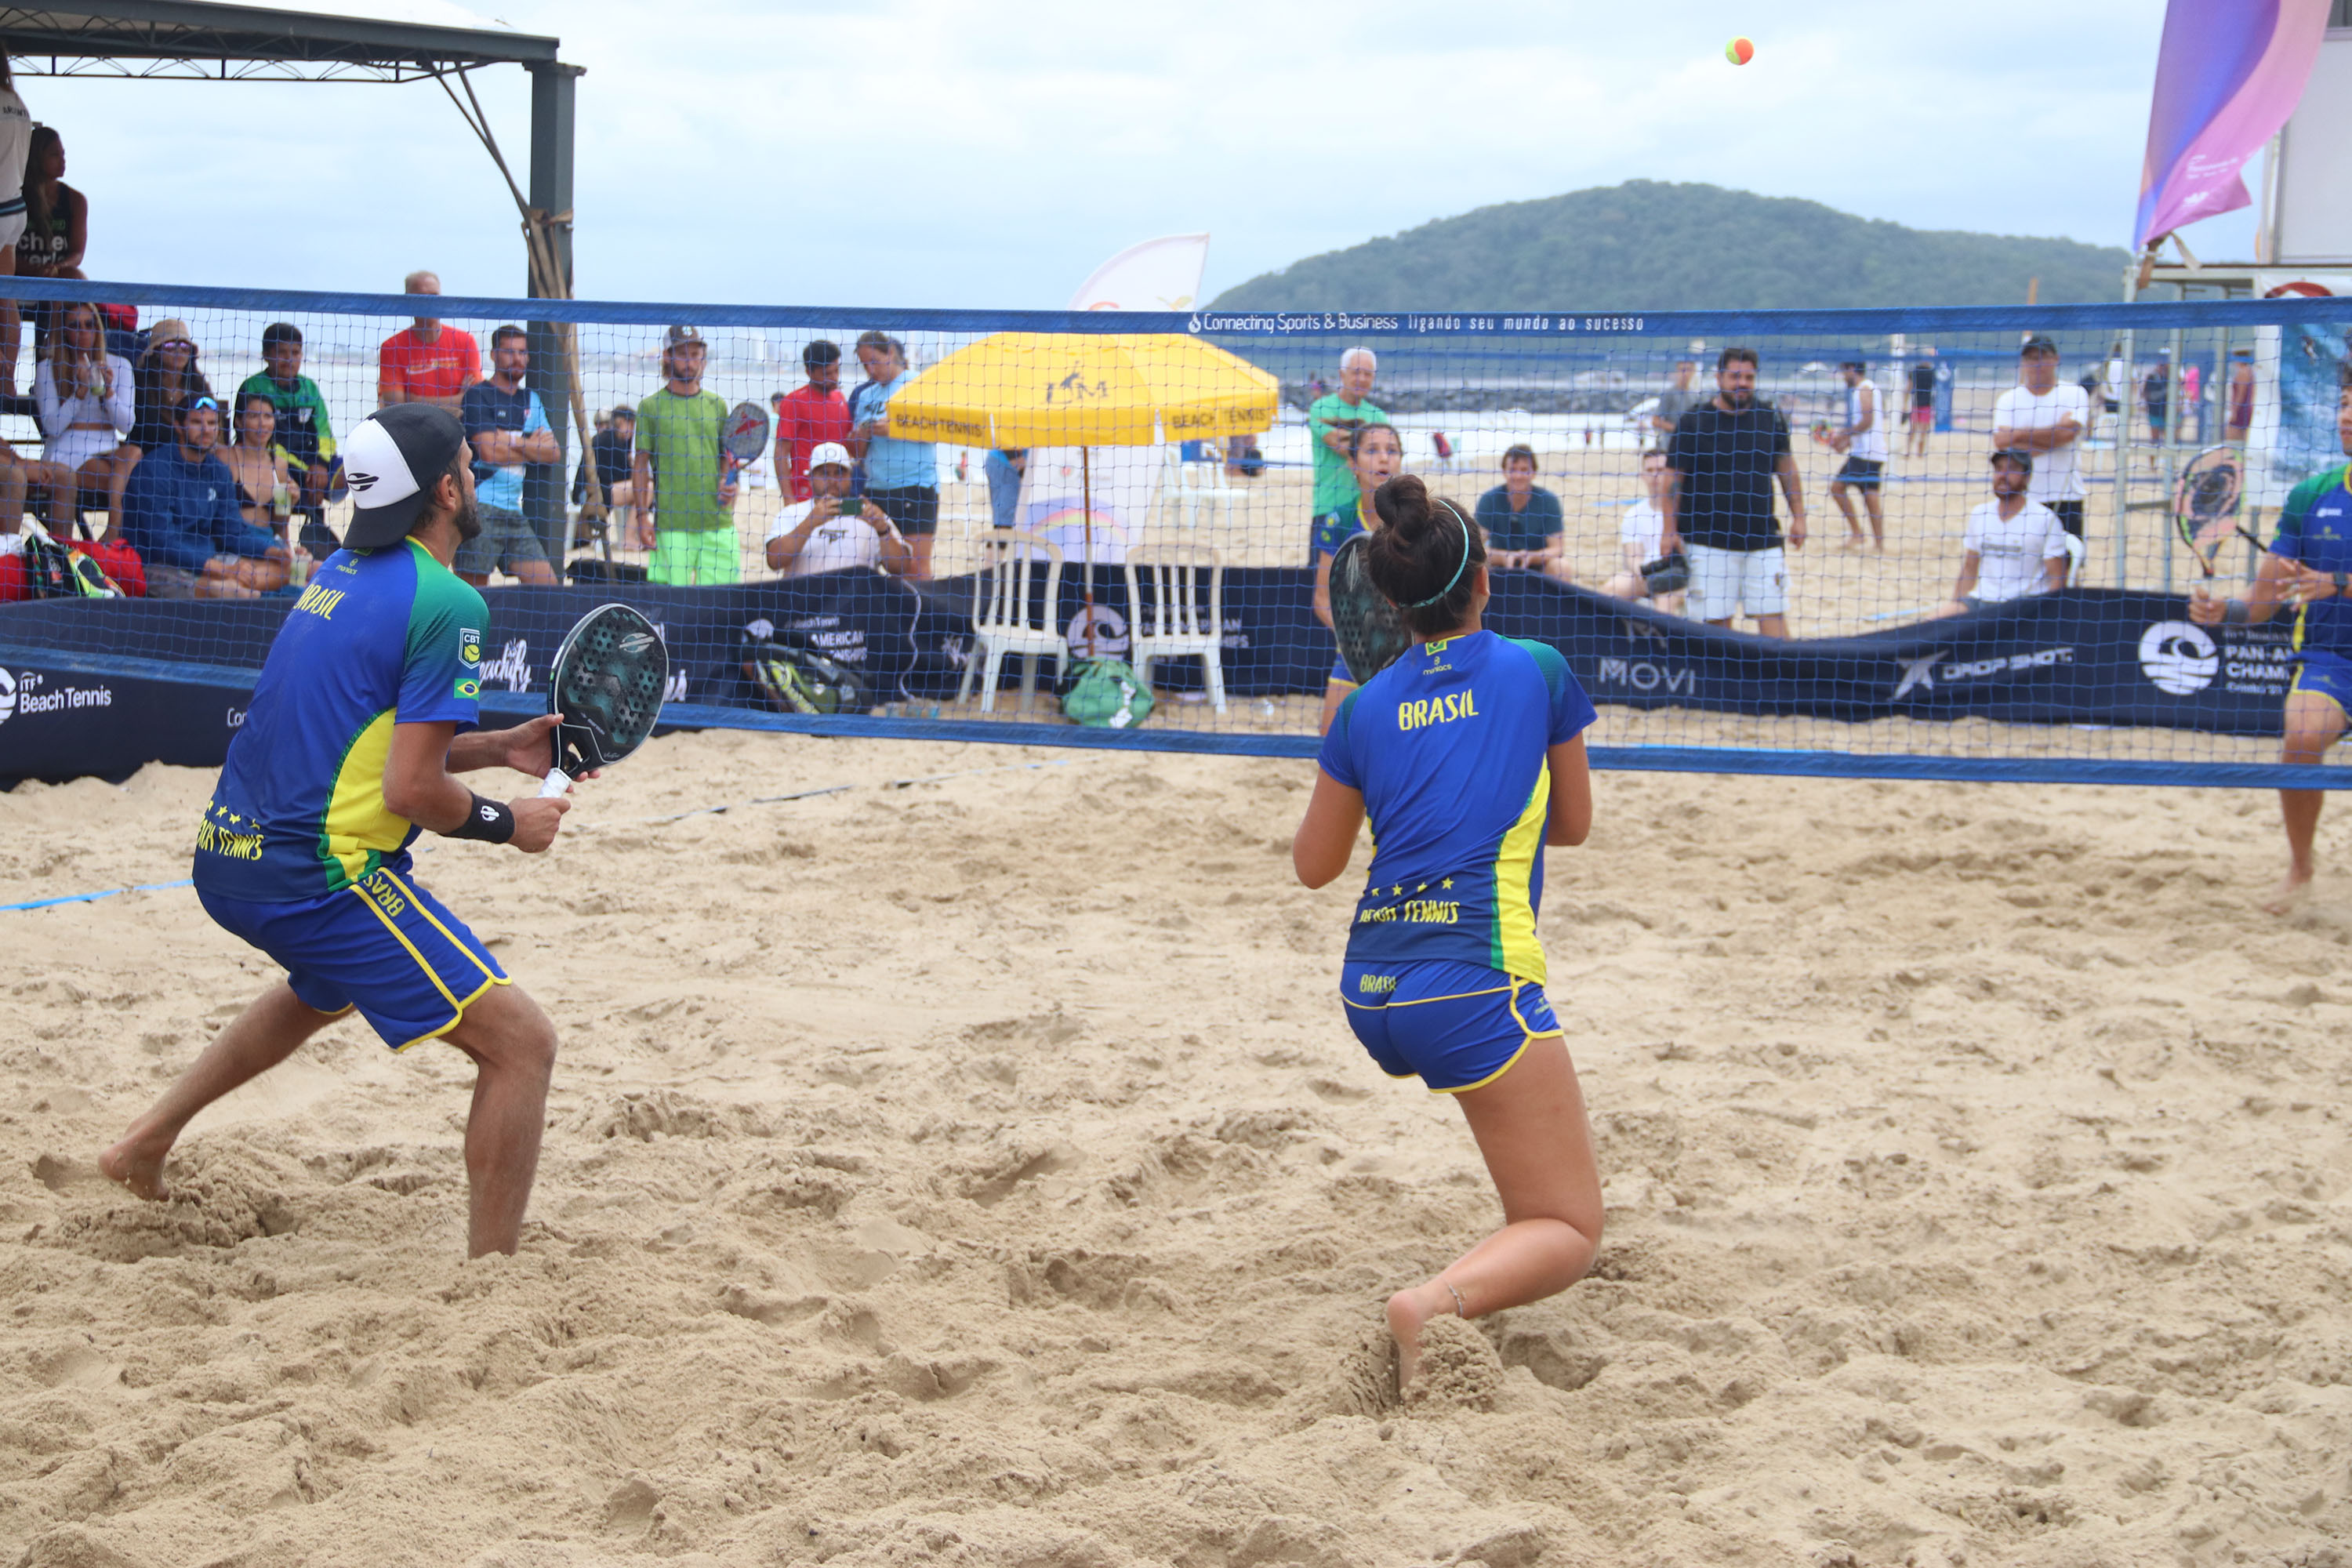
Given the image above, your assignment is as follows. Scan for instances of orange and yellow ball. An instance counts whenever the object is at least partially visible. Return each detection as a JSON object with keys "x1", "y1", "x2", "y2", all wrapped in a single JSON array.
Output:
[{"x1": 1726, "y1": 37, "x2": 1755, "y2": 65}]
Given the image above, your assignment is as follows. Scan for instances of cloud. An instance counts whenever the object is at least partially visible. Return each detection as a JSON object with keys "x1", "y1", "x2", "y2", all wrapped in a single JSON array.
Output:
[{"x1": 23, "y1": 0, "x2": 2242, "y2": 309}]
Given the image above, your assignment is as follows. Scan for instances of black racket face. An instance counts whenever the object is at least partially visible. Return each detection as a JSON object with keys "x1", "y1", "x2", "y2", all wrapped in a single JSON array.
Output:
[
  {"x1": 547, "y1": 604, "x2": 669, "y2": 772},
  {"x1": 1330, "y1": 534, "x2": 1411, "y2": 686},
  {"x1": 2176, "y1": 446, "x2": 2245, "y2": 557},
  {"x1": 722, "y1": 401, "x2": 771, "y2": 461}
]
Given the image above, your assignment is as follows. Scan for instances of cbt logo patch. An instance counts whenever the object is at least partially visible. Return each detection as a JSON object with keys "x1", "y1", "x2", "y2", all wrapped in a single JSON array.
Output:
[{"x1": 2140, "y1": 621, "x2": 2220, "y2": 696}]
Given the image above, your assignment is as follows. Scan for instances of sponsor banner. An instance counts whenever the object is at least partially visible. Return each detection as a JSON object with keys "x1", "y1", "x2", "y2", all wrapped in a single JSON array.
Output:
[{"x1": 0, "y1": 578, "x2": 2307, "y2": 784}]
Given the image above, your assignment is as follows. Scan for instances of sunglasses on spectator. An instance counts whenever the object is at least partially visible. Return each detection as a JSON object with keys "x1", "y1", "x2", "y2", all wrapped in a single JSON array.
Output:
[{"x1": 187, "y1": 397, "x2": 220, "y2": 412}]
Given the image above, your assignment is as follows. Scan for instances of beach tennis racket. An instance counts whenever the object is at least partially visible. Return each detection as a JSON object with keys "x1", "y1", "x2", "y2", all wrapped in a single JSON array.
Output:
[
  {"x1": 539, "y1": 603, "x2": 669, "y2": 798},
  {"x1": 717, "y1": 400, "x2": 771, "y2": 503},
  {"x1": 2174, "y1": 445, "x2": 2247, "y2": 577},
  {"x1": 1329, "y1": 532, "x2": 1410, "y2": 686}
]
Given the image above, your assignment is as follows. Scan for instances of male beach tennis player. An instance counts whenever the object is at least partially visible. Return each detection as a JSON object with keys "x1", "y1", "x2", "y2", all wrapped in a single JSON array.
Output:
[
  {"x1": 100, "y1": 404, "x2": 575, "y2": 1256},
  {"x1": 2190, "y1": 377, "x2": 2352, "y2": 914}
]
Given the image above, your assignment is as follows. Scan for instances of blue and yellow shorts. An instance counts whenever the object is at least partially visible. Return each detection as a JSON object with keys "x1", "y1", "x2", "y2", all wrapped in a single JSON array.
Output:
[
  {"x1": 2292, "y1": 649, "x2": 2352, "y2": 721},
  {"x1": 1328, "y1": 655, "x2": 1355, "y2": 688},
  {"x1": 1339, "y1": 959, "x2": 1561, "y2": 1093},
  {"x1": 198, "y1": 865, "x2": 508, "y2": 1051}
]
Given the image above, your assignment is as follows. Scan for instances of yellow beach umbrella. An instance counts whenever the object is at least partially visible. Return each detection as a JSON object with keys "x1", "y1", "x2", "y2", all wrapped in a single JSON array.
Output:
[
  {"x1": 888, "y1": 332, "x2": 1278, "y2": 658},
  {"x1": 886, "y1": 332, "x2": 1279, "y2": 449}
]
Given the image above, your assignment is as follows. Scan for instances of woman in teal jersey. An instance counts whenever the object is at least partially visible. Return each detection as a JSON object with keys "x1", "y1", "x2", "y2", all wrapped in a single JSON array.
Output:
[
  {"x1": 1292, "y1": 473, "x2": 1603, "y2": 1388},
  {"x1": 1310, "y1": 421, "x2": 1404, "y2": 735}
]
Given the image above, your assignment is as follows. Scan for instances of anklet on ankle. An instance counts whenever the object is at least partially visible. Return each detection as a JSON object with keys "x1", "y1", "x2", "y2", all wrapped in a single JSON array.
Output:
[{"x1": 1443, "y1": 1282, "x2": 1468, "y2": 1318}]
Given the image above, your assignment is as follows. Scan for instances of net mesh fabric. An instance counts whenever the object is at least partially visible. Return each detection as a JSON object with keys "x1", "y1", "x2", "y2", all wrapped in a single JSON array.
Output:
[{"x1": 0, "y1": 278, "x2": 2347, "y2": 786}]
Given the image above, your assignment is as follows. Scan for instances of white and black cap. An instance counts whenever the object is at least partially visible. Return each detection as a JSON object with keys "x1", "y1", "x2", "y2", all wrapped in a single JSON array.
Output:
[{"x1": 342, "y1": 404, "x2": 466, "y2": 548}]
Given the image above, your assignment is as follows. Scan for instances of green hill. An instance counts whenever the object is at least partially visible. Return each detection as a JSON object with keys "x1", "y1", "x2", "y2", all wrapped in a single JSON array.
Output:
[{"x1": 1210, "y1": 181, "x2": 2130, "y2": 310}]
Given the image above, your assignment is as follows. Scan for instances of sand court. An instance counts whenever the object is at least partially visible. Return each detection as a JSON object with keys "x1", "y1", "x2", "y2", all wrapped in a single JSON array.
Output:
[{"x1": 2, "y1": 729, "x2": 2350, "y2": 1566}]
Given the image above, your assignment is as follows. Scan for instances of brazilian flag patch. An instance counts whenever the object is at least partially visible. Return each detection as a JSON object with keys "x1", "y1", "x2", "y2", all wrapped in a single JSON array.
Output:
[{"x1": 455, "y1": 677, "x2": 481, "y2": 699}]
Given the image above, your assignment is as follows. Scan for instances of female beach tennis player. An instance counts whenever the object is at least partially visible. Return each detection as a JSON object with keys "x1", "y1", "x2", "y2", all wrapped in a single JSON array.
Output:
[
  {"x1": 1291, "y1": 474, "x2": 1605, "y2": 1388},
  {"x1": 1311, "y1": 422, "x2": 1405, "y2": 734}
]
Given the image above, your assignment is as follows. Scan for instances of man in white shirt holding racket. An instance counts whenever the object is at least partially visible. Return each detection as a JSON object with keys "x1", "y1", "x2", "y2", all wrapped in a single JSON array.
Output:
[{"x1": 764, "y1": 441, "x2": 912, "y2": 578}]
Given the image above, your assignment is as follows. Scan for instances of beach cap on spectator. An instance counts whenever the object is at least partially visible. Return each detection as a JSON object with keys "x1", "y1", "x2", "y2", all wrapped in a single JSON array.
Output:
[
  {"x1": 808, "y1": 441, "x2": 852, "y2": 471},
  {"x1": 2020, "y1": 333, "x2": 2060, "y2": 357},
  {"x1": 342, "y1": 405, "x2": 466, "y2": 548},
  {"x1": 1990, "y1": 445, "x2": 2035, "y2": 473},
  {"x1": 664, "y1": 325, "x2": 706, "y2": 349},
  {"x1": 147, "y1": 318, "x2": 195, "y2": 349}
]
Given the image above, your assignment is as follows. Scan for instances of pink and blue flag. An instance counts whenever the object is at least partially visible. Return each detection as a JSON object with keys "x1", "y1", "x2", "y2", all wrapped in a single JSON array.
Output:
[{"x1": 2135, "y1": 0, "x2": 2331, "y2": 250}]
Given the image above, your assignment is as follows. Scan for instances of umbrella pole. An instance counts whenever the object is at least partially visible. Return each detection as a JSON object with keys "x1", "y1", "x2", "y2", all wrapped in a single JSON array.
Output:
[{"x1": 1082, "y1": 446, "x2": 1097, "y2": 659}]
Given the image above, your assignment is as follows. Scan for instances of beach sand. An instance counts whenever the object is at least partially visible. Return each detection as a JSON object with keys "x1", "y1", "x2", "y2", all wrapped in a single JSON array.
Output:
[{"x1": 4, "y1": 726, "x2": 2350, "y2": 1566}]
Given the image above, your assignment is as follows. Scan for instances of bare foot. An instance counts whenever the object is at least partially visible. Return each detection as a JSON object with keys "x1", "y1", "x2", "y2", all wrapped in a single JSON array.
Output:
[
  {"x1": 2263, "y1": 866, "x2": 2315, "y2": 917},
  {"x1": 97, "y1": 1123, "x2": 173, "y2": 1200},
  {"x1": 1385, "y1": 1282, "x2": 1451, "y2": 1392}
]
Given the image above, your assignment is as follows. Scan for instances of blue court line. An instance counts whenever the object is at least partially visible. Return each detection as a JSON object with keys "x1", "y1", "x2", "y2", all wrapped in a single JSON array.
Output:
[{"x1": 0, "y1": 761, "x2": 1086, "y2": 914}]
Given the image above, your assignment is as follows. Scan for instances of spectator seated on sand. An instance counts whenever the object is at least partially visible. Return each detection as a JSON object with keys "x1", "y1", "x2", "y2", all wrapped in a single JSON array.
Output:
[
  {"x1": 120, "y1": 397, "x2": 288, "y2": 600},
  {"x1": 1926, "y1": 448, "x2": 2069, "y2": 620},
  {"x1": 763, "y1": 441, "x2": 911, "y2": 579},
  {"x1": 1474, "y1": 444, "x2": 1572, "y2": 583}
]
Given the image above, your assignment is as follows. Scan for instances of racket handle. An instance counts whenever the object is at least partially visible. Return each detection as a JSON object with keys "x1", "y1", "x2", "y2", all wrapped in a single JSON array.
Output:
[{"x1": 539, "y1": 766, "x2": 573, "y2": 799}]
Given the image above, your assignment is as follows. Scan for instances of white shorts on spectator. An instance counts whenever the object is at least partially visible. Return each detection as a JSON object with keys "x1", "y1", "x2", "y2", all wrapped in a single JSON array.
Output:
[{"x1": 1685, "y1": 543, "x2": 1787, "y2": 621}]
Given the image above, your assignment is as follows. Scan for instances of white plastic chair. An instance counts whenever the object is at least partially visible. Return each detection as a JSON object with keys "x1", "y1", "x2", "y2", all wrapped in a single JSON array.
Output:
[
  {"x1": 1165, "y1": 446, "x2": 1239, "y2": 532},
  {"x1": 2061, "y1": 532, "x2": 2086, "y2": 588},
  {"x1": 1124, "y1": 543, "x2": 1226, "y2": 713},
  {"x1": 959, "y1": 529, "x2": 1066, "y2": 713}
]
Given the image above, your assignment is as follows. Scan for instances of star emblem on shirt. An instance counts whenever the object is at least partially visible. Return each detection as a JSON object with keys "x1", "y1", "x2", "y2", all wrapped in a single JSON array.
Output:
[
  {"x1": 1441, "y1": 878, "x2": 1454, "y2": 889},
  {"x1": 1391, "y1": 884, "x2": 1403, "y2": 896},
  {"x1": 1416, "y1": 883, "x2": 1428, "y2": 892}
]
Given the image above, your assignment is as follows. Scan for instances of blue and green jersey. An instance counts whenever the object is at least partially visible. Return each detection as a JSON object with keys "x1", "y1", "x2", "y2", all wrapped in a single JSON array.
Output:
[
  {"x1": 1317, "y1": 631, "x2": 1596, "y2": 982},
  {"x1": 194, "y1": 539, "x2": 488, "y2": 902},
  {"x1": 2274, "y1": 463, "x2": 2352, "y2": 655}
]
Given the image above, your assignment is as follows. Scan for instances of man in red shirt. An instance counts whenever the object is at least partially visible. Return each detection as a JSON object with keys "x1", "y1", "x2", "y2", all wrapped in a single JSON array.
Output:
[
  {"x1": 774, "y1": 339, "x2": 852, "y2": 503},
  {"x1": 377, "y1": 270, "x2": 481, "y2": 414}
]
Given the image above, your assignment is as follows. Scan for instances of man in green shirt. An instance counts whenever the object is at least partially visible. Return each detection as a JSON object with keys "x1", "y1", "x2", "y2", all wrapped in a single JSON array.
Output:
[
  {"x1": 631, "y1": 324, "x2": 738, "y2": 586},
  {"x1": 1306, "y1": 347, "x2": 1390, "y2": 558}
]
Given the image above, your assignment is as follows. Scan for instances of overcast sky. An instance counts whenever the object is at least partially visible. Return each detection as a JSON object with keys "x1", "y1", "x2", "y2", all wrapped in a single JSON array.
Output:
[{"x1": 32, "y1": 0, "x2": 2244, "y2": 309}]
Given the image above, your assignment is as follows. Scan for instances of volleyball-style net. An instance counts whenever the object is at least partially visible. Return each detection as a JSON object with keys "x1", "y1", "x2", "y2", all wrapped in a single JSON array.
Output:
[{"x1": 2, "y1": 278, "x2": 2350, "y2": 787}]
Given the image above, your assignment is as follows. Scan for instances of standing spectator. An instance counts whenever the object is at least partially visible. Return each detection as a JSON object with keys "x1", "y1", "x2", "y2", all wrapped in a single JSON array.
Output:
[
  {"x1": 2181, "y1": 360, "x2": 2204, "y2": 444},
  {"x1": 846, "y1": 330, "x2": 940, "y2": 579},
  {"x1": 1662, "y1": 347, "x2": 1806, "y2": 637},
  {"x1": 219, "y1": 390, "x2": 297, "y2": 533},
  {"x1": 1991, "y1": 334, "x2": 2092, "y2": 541},
  {"x1": 632, "y1": 324, "x2": 737, "y2": 586},
  {"x1": 377, "y1": 270, "x2": 479, "y2": 414},
  {"x1": 120, "y1": 397, "x2": 287, "y2": 599},
  {"x1": 238, "y1": 322, "x2": 339, "y2": 519},
  {"x1": 984, "y1": 448, "x2": 1026, "y2": 530},
  {"x1": 1307, "y1": 348, "x2": 1390, "y2": 562},
  {"x1": 16, "y1": 126, "x2": 82, "y2": 283},
  {"x1": 1473, "y1": 445, "x2": 1572, "y2": 583},
  {"x1": 1905, "y1": 354, "x2": 1937, "y2": 457},
  {"x1": 1824, "y1": 359, "x2": 1886, "y2": 553},
  {"x1": 2227, "y1": 350, "x2": 2256, "y2": 443},
  {"x1": 129, "y1": 318, "x2": 211, "y2": 451},
  {"x1": 2143, "y1": 354, "x2": 2172, "y2": 445},
  {"x1": 456, "y1": 324, "x2": 560, "y2": 587},
  {"x1": 1929, "y1": 449, "x2": 2070, "y2": 618},
  {"x1": 35, "y1": 299, "x2": 133, "y2": 536},
  {"x1": 572, "y1": 401, "x2": 637, "y2": 523},
  {"x1": 1602, "y1": 448, "x2": 1686, "y2": 612},
  {"x1": 764, "y1": 441, "x2": 911, "y2": 578},
  {"x1": 776, "y1": 339, "x2": 852, "y2": 503},
  {"x1": 1648, "y1": 359, "x2": 1707, "y2": 438},
  {"x1": 0, "y1": 62, "x2": 33, "y2": 396}
]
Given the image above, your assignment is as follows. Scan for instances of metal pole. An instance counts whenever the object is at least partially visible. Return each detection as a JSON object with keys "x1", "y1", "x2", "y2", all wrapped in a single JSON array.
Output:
[{"x1": 524, "y1": 61, "x2": 587, "y2": 569}]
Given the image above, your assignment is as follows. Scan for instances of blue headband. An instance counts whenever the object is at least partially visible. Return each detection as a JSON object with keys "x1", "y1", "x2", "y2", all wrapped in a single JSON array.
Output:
[{"x1": 1406, "y1": 506, "x2": 1473, "y2": 608}]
